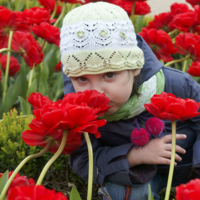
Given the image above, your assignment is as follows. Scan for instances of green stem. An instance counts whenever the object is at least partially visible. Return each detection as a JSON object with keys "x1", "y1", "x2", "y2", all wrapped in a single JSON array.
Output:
[
  {"x1": 131, "y1": 2, "x2": 135, "y2": 17},
  {"x1": 182, "y1": 59, "x2": 188, "y2": 73},
  {"x1": 130, "y1": 2, "x2": 136, "y2": 25},
  {"x1": 42, "y1": 2, "x2": 65, "y2": 53},
  {"x1": 168, "y1": 29, "x2": 178, "y2": 37},
  {"x1": 54, "y1": 3, "x2": 66, "y2": 27},
  {"x1": 164, "y1": 121, "x2": 176, "y2": 200},
  {"x1": 42, "y1": 42, "x2": 47, "y2": 53},
  {"x1": 26, "y1": 0, "x2": 29, "y2": 9},
  {"x1": 2, "y1": 30, "x2": 13, "y2": 105},
  {"x1": 50, "y1": 0, "x2": 57, "y2": 19},
  {"x1": 84, "y1": 132, "x2": 93, "y2": 200},
  {"x1": 28, "y1": 66, "x2": 35, "y2": 88},
  {"x1": 0, "y1": 139, "x2": 54, "y2": 200},
  {"x1": 165, "y1": 54, "x2": 190, "y2": 67},
  {"x1": 36, "y1": 130, "x2": 68, "y2": 185},
  {"x1": 15, "y1": 0, "x2": 22, "y2": 11},
  {"x1": 0, "y1": 48, "x2": 24, "y2": 54}
]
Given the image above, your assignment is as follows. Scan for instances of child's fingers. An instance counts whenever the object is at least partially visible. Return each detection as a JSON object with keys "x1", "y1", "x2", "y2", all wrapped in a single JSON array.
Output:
[
  {"x1": 164, "y1": 144, "x2": 186, "y2": 154},
  {"x1": 158, "y1": 157, "x2": 177, "y2": 166},
  {"x1": 162, "y1": 134, "x2": 187, "y2": 143},
  {"x1": 161, "y1": 151, "x2": 183, "y2": 162}
]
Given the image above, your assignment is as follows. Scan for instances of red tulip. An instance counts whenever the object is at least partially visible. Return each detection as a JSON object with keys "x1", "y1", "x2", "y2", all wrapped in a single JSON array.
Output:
[
  {"x1": 139, "y1": 28, "x2": 177, "y2": 62},
  {"x1": 0, "y1": 70, "x2": 2, "y2": 81},
  {"x1": 124, "y1": 0, "x2": 147, "y2": 2},
  {"x1": 108, "y1": 0, "x2": 150, "y2": 16},
  {"x1": 195, "y1": 5, "x2": 200, "y2": 24},
  {"x1": 0, "y1": 6, "x2": 29, "y2": 48},
  {"x1": 187, "y1": 61, "x2": 200, "y2": 77},
  {"x1": 174, "y1": 33, "x2": 200, "y2": 61},
  {"x1": 115, "y1": 0, "x2": 132, "y2": 15},
  {"x1": 0, "y1": 55, "x2": 20, "y2": 76},
  {"x1": 7, "y1": 185, "x2": 68, "y2": 200},
  {"x1": 12, "y1": 31, "x2": 44, "y2": 68},
  {"x1": 0, "y1": 172, "x2": 35, "y2": 195},
  {"x1": 62, "y1": 90, "x2": 111, "y2": 117},
  {"x1": 170, "y1": 11, "x2": 200, "y2": 33},
  {"x1": 170, "y1": 3, "x2": 192, "y2": 16},
  {"x1": 32, "y1": 22, "x2": 60, "y2": 47},
  {"x1": 145, "y1": 12, "x2": 174, "y2": 33},
  {"x1": 22, "y1": 7, "x2": 55, "y2": 25},
  {"x1": 22, "y1": 121, "x2": 82, "y2": 154},
  {"x1": 175, "y1": 179, "x2": 200, "y2": 200},
  {"x1": 134, "y1": 1, "x2": 151, "y2": 15},
  {"x1": 144, "y1": 92, "x2": 200, "y2": 121},
  {"x1": 22, "y1": 91, "x2": 109, "y2": 154},
  {"x1": 33, "y1": 102, "x2": 106, "y2": 136},
  {"x1": 60, "y1": 0, "x2": 91, "y2": 4},
  {"x1": 38, "y1": 0, "x2": 62, "y2": 15},
  {"x1": 54, "y1": 61, "x2": 61, "y2": 72},
  {"x1": 27, "y1": 92, "x2": 53, "y2": 110},
  {"x1": 186, "y1": 0, "x2": 200, "y2": 6}
]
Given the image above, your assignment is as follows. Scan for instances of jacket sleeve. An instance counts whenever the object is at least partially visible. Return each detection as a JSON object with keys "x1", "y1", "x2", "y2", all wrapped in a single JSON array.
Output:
[
  {"x1": 174, "y1": 71, "x2": 200, "y2": 170},
  {"x1": 70, "y1": 133, "x2": 157, "y2": 186},
  {"x1": 184, "y1": 74, "x2": 200, "y2": 172},
  {"x1": 70, "y1": 134, "x2": 135, "y2": 185},
  {"x1": 163, "y1": 67, "x2": 200, "y2": 173}
]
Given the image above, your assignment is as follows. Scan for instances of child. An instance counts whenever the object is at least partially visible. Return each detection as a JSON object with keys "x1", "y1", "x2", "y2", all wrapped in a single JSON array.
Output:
[{"x1": 60, "y1": 2, "x2": 200, "y2": 199}]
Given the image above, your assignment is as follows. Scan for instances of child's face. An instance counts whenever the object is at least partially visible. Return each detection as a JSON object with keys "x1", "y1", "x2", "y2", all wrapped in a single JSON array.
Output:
[{"x1": 71, "y1": 69, "x2": 141, "y2": 115}]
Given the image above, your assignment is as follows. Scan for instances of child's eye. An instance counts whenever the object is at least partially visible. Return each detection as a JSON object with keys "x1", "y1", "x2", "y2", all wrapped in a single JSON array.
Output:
[
  {"x1": 105, "y1": 72, "x2": 115, "y2": 79},
  {"x1": 77, "y1": 77, "x2": 88, "y2": 82}
]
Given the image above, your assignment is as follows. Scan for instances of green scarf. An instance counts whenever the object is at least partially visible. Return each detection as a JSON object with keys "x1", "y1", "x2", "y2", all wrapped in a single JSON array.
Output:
[{"x1": 102, "y1": 69, "x2": 165, "y2": 122}]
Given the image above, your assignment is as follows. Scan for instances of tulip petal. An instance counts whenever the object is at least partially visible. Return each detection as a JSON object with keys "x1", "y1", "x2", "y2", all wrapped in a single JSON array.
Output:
[
  {"x1": 144, "y1": 103, "x2": 161, "y2": 118},
  {"x1": 159, "y1": 112, "x2": 181, "y2": 121},
  {"x1": 22, "y1": 130, "x2": 46, "y2": 146},
  {"x1": 165, "y1": 103, "x2": 185, "y2": 116},
  {"x1": 41, "y1": 109, "x2": 64, "y2": 127}
]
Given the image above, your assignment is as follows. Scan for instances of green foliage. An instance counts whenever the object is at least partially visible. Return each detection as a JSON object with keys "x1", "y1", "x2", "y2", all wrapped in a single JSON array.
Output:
[
  {"x1": 0, "y1": 109, "x2": 69, "y2": 181},
  {"x1": 0, "y1": 170, "x2": 8, "y2": 195},
  {"x1": 134, "y1": 15, "x2": 154, "y2": 33},
  {"x1": 70, "y1": 186, "x2": 81, "y2": 200},
  {"x1": 148, "y1": 184, "x2": 154, "y2": 200},
  {"x1": 0, "y1": 109, "x2": 92, "y2": 199},
  {"x1": 0, "y1": 109, "x2": 37, "y2": 177}
]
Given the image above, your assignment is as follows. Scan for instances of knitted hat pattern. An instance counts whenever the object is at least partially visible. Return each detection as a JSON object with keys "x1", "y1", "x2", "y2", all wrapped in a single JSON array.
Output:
[{"x1": 60, "y1": 2, "x2": 144, "y2": 77}]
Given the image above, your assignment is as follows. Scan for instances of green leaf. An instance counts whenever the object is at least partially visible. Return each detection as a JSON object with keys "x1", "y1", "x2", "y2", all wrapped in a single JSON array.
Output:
[
  {"x1": 39, "y1": 63, "x2": 49, "y2": 95},
  {"x1": 70, "y1": 186, "x2": 81, "y2": 200},
  {"x1": 26, "y1": 79, "x2": 38, "y2": 97},
  {"x1": 135, "y1": 15, "x2": 144, "y2": 33},
  {"x1": 0, "y1": 170, "x2": 8, "y2": 195},
  {"x1": 43, "y1": 47, "x2": 59, "y2": 77},
  {"x1": 19, "y1": 60, "x2": 28, "y2": 99},
  {"x1": 18, "y1": 96, "x2": 31, "y2": 115},
  {"x1": 51, "y1": 73, "x2": 64, "y2": 101},
  {"x1": 1, "y1": 74, "x2": 22, "y2": 117},
  {"x1": 148, "y1": 184, "x2": 154, "y2": 200}
]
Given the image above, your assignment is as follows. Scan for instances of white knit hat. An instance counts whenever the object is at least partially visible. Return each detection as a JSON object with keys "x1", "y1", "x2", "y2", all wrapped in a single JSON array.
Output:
[{"x1": 60, "y1": 2, "x2": 144, "y2": 77}]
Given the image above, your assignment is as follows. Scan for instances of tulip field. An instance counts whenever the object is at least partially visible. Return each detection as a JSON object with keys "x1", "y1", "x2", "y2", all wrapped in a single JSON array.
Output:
[{"x1": 0, "y1": 0, "x2": 200, "y2": 200}]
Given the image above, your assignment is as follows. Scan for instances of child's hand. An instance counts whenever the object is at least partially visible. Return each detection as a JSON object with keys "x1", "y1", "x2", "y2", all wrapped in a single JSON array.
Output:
[{"x1": 127, "y1": 134, "x2": 186, "y2": 167}]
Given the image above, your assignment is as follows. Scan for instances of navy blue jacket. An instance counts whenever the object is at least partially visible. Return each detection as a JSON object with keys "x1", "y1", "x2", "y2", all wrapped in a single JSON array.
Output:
[{"x1": 62, "y1": 35, "x2": 200, "y2": 186}]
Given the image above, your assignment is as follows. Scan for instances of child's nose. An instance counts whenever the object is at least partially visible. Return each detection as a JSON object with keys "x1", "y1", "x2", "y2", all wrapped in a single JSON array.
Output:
[{"x1": 91, "y1": 85, "x2": 104, "y2": 94}]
